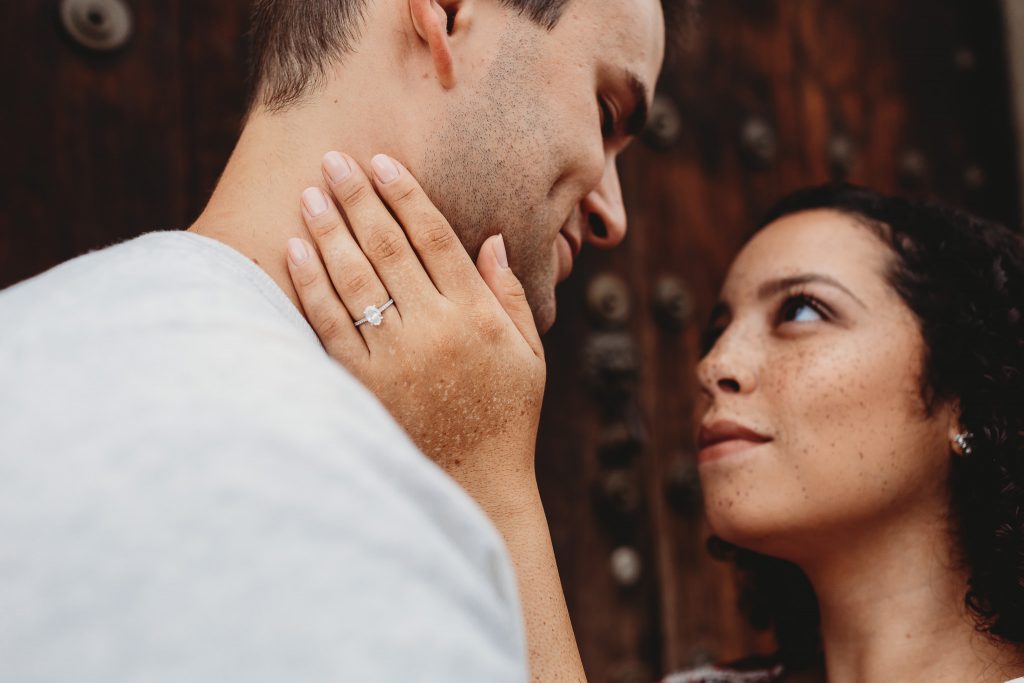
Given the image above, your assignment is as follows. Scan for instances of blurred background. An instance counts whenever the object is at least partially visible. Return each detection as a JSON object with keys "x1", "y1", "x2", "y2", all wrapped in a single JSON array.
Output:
[{"x1": 2, "y1": 1, "x2": 1023, "y2": 681}]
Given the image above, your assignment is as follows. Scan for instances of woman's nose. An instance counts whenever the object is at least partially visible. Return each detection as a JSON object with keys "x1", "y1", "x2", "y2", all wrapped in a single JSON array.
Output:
[{"x1": 696, "y1": 329, "x2": 759, "y2": 397}]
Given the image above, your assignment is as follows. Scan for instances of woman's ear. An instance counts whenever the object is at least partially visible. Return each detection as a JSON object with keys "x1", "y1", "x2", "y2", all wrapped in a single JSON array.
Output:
[
  {"x1": 409, "y1": 0, "x2": 457, "y2": 89},
  {"x1": 946, "y1": 400, "x2": 972, "y2": 456}
]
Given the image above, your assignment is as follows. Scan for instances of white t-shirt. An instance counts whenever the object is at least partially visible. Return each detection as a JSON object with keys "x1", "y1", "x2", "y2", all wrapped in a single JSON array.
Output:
[{"x1": 0, "y1": 231, "x2": 527, "y2": 682}]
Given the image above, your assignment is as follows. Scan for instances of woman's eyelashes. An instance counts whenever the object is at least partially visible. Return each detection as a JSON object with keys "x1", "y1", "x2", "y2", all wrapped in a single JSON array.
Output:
[
  {"x1": 776, "y1": 291, "x2": 833, "y2": 326},
  {"x1": 699, "y1": 290, "x2": 838, "y2": 357}
]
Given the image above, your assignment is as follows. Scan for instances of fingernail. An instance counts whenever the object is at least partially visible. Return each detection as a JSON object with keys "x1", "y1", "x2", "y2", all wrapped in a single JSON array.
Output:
[
  {"x1": 323, "y1": 151, "x2": 351, "y2": 183},
  {"x1": 371, "y1": 154, "x2": 400, "y2": 184},
  {"x1": 302, "y1": 187, "x2": 328, "y2": 217},
  {"x1": 494, "y1": 234, "x2": 509, "y2": 269},
  {"x1": 288, "y1": 238, "x2": 309, "y2": 265}
]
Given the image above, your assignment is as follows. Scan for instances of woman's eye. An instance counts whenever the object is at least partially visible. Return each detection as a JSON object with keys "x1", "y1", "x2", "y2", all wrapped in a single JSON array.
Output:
[
  {"x1": 779, "y1": 294, "x2": 828, "y2": 324},
  {"x1": 598, "y1": 98, "x2": 616, "y2": 138},
  {"x1": 699, "y1": 326, "x2": 724, "y2": 357}
]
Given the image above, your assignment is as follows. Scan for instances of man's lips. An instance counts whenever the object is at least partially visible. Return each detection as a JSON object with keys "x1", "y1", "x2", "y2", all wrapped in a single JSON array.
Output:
[
  {"x1": 555, "y1": 229, "x2": 581, "y2": 283},
  {"x1": 560, "y1": 228, "x2": 582, "y2": 260},
  {"x1": 697, "y1": 420, "x2": 773, "y2": 463}
]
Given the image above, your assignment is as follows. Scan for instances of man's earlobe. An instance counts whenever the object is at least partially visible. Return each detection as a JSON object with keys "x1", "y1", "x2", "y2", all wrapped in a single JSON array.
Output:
[{"x1": 409, "y1": 0, "x2": 457, "y2": 89}]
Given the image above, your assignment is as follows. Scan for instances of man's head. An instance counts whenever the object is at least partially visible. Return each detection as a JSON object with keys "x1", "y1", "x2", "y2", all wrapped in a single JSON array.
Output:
[{"x1": 247, "y1": 0, "x2": 670, "y2": 332}]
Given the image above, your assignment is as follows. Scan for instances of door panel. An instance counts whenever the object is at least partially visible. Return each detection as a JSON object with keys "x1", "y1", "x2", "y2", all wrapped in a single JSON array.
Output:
[{"x1": 538, "y1": 2, "x2": 1019, "y2": 680}]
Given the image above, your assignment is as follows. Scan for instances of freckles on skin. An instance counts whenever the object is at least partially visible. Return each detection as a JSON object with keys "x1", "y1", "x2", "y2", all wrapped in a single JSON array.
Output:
[{"x1": 699, "y1": 211, "x2": 951, "y2": 558}]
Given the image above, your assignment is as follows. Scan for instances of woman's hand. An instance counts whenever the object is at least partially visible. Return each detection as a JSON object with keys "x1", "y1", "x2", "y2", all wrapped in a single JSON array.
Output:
[
  {"x1": 284, "y1": 151, "x2": 546, "y2": 504},
  {"x1": 285, "y1": 151, "x2": 586, "y2": 683}
]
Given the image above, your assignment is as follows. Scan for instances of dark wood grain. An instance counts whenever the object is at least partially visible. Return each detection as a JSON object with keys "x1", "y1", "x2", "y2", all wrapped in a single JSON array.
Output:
[
  {"x1": 0, "y1": 0, "x2": 186, "y2": 290},
  {"x1": 538, "y1": 1, "x2": 1019, "y2": 680},
  {"x1": 179, "y1": 2, "x2": 250, "y2": 223}
]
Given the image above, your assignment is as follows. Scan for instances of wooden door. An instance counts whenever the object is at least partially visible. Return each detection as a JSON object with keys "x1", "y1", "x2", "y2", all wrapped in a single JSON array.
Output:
[
  {"x1": 1, "y1": 2, "x2": 1019, "y2": 682},
  {"x1": 537, "y1": 2, "x2": 1019, "y2": 681}
]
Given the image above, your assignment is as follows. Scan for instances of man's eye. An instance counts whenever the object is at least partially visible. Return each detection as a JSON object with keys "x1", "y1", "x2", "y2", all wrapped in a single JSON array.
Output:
[
  {"x1": 778, "y1": 294, "x2": 828, "y2": 324},
  {"x1": 598, "y1": 98, "x2": 616, "y2": 138}
]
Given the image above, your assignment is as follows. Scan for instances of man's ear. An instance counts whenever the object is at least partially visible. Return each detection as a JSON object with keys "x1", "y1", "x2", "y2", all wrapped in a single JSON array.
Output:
[{"x1": 409, "y1": 0, "x2": 458, "y2": 89}]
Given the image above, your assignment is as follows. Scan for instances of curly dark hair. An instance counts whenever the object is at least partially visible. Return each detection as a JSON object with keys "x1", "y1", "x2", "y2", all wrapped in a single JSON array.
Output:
[{"x1": 706, "y1": 184, "x2": 1024, "y2": 671}]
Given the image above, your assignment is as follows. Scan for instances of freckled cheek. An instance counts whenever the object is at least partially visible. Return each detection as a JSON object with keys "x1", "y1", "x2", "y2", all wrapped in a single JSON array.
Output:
[
  {"x1": 762, "y1": 345, "x2": 881, "y2": 488},
  {"x1": 769, "y1": 339, "x2": 925, "y2": 503}
]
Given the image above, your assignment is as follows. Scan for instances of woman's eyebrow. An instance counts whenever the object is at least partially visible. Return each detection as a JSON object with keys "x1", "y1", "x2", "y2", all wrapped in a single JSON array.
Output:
[{"x1": 756, "y1": 274, "x2": 868, "y2": 309}]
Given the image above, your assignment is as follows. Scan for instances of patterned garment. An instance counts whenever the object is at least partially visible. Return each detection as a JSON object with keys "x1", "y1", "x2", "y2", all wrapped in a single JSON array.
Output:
[
  {"x1": 667, "y1": 667, "x2": 1024, "y2": 682},
  {"x1": 663, "y1": 663, "x2": 785, "y2": 683}
]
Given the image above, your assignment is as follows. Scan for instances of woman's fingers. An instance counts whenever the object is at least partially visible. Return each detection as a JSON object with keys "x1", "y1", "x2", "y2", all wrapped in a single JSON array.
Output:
[
  {"x1": 299, "y1": 186, "x2": 399, "y2": 332},
  {"x1": 285, "y1": 236, "x2": 369, "y2": 365},
  {"x1": 475, "y1": 234, "x2": 544, "y2": 360},
  {"x1": 321, "y1": 151, "x2": 436, "y2": 306},
  {"x1": 368, "y1": 154, "x2": 485, "y2": 302}
]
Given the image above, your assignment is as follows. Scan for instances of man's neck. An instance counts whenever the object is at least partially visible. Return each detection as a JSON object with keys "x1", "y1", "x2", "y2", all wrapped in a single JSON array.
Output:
[
  {"x1": 800, "y1": 507, "x2": 1020, "y2": 683},
  {"x1": 188, "y1": 36, "x2": 415, "y2": 312},
  {"x1": 190, "y1": 107, "x2": 363, "y2": 311}
]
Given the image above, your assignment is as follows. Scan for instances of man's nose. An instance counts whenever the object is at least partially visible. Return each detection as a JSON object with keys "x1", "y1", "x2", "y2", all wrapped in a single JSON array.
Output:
[{"x1": 581, "y1": 156, "x2": 627, "y2": 249}]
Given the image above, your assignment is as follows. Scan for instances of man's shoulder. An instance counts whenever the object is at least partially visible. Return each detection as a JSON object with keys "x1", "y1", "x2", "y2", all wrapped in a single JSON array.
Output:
[
  {"x1": 0, "y1": 231, "x2": 500, "y2": 547},
  {"x1": 0, "y1": 234, "x2": 527, "y2": 683},
  {"x1": 0, "y1": 231, "x2": 520, "y2": 631},
  {"x1": 0, "y1": 230, "x2": 411, "y2": 483},
  {"x1": 0, "y1": 230, "x2": 311, "y2": 343}
]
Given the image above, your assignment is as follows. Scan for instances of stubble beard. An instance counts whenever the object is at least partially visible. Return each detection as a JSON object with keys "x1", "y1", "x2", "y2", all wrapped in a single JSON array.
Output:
[{"x1": 417, "y1": 29, "x2": 561, "y2": 333}]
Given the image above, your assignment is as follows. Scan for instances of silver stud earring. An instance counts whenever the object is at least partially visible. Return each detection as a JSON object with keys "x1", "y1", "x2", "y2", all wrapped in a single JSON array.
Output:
[{"x1": 954, "y1": 432, "x2": 974, "y2": 456}]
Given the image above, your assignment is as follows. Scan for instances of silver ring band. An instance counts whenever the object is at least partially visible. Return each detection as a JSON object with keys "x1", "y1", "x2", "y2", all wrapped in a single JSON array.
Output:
[{"x1": 354, "y1": 298, "x2": 395, "y2": 327}]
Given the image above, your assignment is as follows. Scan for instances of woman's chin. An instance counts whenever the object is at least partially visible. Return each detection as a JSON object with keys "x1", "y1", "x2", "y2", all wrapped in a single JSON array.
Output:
[{"x1": 704, "y1": 498, "x2": 802, "y2": 559}]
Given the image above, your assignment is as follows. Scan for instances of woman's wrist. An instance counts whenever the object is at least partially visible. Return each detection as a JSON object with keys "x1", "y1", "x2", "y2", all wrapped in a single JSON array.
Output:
[{"x1": 446, "y1": 443, "x2": 540, "y2": 523}]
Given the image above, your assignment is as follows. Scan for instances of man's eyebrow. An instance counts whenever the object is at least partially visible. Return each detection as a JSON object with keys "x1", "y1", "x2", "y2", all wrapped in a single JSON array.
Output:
[
  {"x1": 624, "y1": 70, "x2": 650, "y2": 137},
  {"x1": 757, "y1": 274, "x2": 868, "y2": 309}
]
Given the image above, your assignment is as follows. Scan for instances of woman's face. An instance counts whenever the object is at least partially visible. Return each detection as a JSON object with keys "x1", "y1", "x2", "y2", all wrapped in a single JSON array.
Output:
[{"x1": 696, "y1": 209, "x2": 955, "y2": 561}]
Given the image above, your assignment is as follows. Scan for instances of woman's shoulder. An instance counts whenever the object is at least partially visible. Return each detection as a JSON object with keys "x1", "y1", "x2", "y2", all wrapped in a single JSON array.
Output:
[{"x1": 662, "y1": 658, "x2": 785, "y2": 683}]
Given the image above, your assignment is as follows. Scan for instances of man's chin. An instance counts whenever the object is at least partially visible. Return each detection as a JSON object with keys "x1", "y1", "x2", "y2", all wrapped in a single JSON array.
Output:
[
  {"x1": 526, "y1": 288, "x2": 557, "y2": 335},
  {"x1": 517, "y1": 265, "x2": 559, "y2": 335},
  {"x1": 535, "y1": 306, "x2": 556, "y2": 335}
]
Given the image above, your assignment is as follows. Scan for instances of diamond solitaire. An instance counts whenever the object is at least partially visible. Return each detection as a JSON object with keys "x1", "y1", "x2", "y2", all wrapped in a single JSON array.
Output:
[
  {"x1": 364, "y1": 305, "x2": 383, "y2": 326},
  {"x1": 354, "y1": 298, "x2": 395, "y2": 328}
]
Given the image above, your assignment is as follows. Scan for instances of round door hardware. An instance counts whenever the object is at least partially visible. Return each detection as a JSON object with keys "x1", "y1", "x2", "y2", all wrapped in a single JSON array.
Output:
[
  {"x1": 60, "y1": 0, "x2": 133, "y2": 52},
  {"x1": 898, "y1": 149, "x2": 929, "y2": 190},
  {"x1": 586, "y1": 273, "x2": 632, "y2": 327},
  {"x1": 827, "y1": 134, "x2": 856, "y2": 179},
  {"x1": 597, "y1": 470, "x2": 643, "y2": 517},
  {"x1": 610, "y1": 546, "x2": 643, "y2": 587},
  {"x1": 582, "y1": 332, "x2": 639, "y2": 399},
  {"x1": 644, "y1": 94, "x2": 682, "y2": 149},
  {"x1": 653, "y1": 275, "x2": 694, "y2": 332},
  {"x1": 739, "y1": 116, "x2": 777, "y2": 168}
]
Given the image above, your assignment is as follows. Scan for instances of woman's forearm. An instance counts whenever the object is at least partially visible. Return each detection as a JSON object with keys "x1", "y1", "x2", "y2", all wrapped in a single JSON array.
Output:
[{"x1": 460, "y1": 460, "x2": 587, "y2": 683}]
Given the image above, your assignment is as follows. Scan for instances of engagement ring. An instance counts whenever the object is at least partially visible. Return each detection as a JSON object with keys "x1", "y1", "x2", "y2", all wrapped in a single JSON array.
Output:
[{"x1": 354, "y1": 298, "x2": 395, "y2": 327}]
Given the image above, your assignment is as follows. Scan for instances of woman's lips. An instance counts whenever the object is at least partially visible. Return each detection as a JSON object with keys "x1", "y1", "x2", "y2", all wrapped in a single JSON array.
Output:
[{"x1": 697, "y1": 420, "x2": 773, "y2": 464}]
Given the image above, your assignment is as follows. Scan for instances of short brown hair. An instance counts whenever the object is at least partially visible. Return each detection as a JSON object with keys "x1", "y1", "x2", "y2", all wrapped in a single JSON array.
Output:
[{"x1": 246, "y1": 0, "x2": 691, "y2": 112}]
